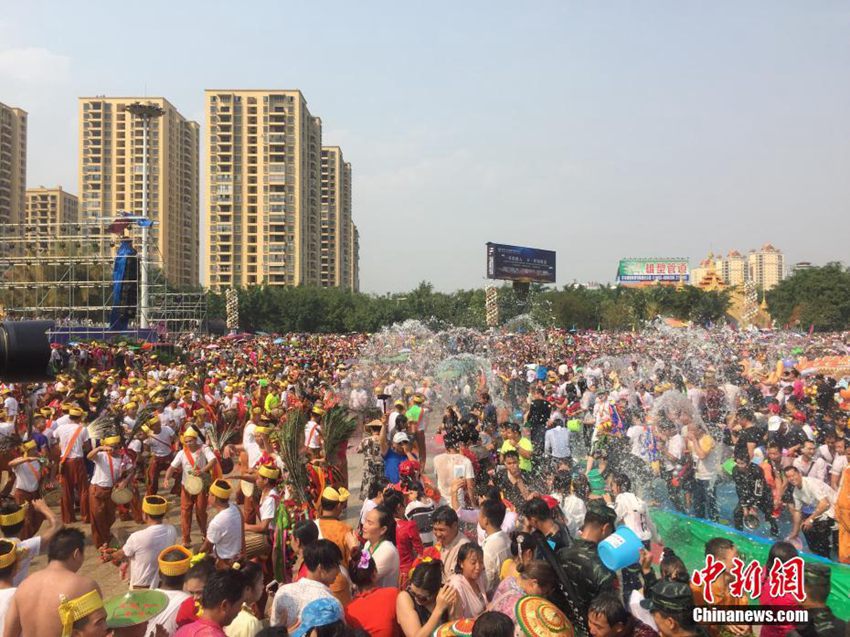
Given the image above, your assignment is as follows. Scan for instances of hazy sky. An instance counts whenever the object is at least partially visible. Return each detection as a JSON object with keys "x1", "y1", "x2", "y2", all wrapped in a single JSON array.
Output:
[{"x1": 2, "y1": 1, "x2": 849, "y2": 293}]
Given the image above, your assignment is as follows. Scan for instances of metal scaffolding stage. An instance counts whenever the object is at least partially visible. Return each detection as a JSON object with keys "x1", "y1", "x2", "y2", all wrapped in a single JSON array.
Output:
[{"x1": 0, "y1": 221, "x2": 207, "y2": 336}]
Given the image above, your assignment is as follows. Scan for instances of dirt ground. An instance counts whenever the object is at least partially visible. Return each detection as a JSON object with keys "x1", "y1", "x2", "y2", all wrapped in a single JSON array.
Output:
[{"x1": 25, "y1": 444, "x2": 370, "y2": 599}]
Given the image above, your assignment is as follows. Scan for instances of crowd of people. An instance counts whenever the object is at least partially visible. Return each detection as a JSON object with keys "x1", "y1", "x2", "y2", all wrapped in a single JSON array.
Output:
[{"x1": 0, "y1": 325, "x2": 845, "y2": 636}]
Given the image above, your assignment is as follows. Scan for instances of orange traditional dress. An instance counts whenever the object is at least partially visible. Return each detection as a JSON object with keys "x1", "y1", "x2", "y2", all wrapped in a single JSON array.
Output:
[{"x1": 836, "y1": 465, "x2": 850, "y2": 564}]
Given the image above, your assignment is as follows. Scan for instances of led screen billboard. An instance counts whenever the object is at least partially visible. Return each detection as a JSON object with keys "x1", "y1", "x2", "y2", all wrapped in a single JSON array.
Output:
[{"x1": 486, "y1": 242, "x2": 556, "y2": 283}]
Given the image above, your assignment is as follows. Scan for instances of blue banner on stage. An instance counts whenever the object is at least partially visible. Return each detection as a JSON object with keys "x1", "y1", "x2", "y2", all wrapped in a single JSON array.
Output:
[{"x1": 109, "y1": 239, "x2": 139, "y2": 330}]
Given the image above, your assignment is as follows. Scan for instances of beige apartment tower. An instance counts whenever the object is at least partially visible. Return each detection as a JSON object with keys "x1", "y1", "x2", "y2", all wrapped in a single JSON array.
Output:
[
  {"x1": 320, "y1": 146, "x2": 354, "y2": 289},
  {"x1": 717, "y1": 250, "x2": 746, "y2": 287},
  {"x1": 25, "y1": 186, "x2": 79, "y2": 242},
  {"x1": 0, "y1": 103, "x2": 27, "y2": 226},
  {"x1": 351, "y1": 223, "x2": 360, "y2": 292},
  {"x1": 78, "y1": 97, "x2": 200, "y2": 288},
  {"x1": 205, "y1": 90, "x2": 325, "y2": 289},
  {"x1": 748, "y1": 243, "x2": 785, "y2": 291}
]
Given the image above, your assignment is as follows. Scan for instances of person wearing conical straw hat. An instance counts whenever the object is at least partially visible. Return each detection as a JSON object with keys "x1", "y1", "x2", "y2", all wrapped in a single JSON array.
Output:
[
  {"x1": 164, "y1": 426, "x2": 218, "y2": 547},
  {"x1": 5, "y1": 528, "x2": 102, "y2": 636},
  {"x1": 7, "y1": 439, "x2": 45, "y2": 539},
  {"x1": 99, "y1": 495, "x2": 178, "y2": 590},
  {"x1": 103, "y1": 588, "x2": 167, "y2": 637},
  {"x1": 87, "y1": 433, "x2": 127, "y2": 549},
  {"x1": 54, "y1": 405, "x2": 92, "y2": 524}
]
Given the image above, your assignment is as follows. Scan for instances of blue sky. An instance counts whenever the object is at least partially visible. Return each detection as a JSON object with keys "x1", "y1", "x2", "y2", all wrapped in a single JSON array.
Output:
[{"x1": 2, "y1": 1, "x2": 849, "y2": 293}]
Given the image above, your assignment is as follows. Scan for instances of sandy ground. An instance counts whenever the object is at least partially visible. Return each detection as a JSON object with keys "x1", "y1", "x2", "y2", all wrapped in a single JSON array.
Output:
[{"x1": 24, "y1": 442, "x2": 371, "y2": 599}]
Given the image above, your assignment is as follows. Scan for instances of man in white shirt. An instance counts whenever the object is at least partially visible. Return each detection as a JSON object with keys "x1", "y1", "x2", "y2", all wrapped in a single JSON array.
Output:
[
  {"x1": 0, "y1": 498, "x2": 61, "y2": 585},
  {"x1": 830, "y1": 439, "x2": 847, "y2": 491},
  {"x1": 8, "y1": 440, "x2": 43, "y2": 534},
  {"x1": 244, "y1": 465, "x2": 281, "y2": 538},
  {"x1": 608, "y1": 473, "x2": 652, "y2": 603},
  {"x1": 793, "y1": 440, "x2": 830, "y2": 484},
  {"x1": 626, "y1": 423, "x2": 650, "y2": 462},
  {"x1": 53, "y1": 406, "x2": 91, "y2": 523},
  {"x1": 271, "y1": 540, "x2": 342, "y2": 628},
  {"x1": 0, "y1": 539, "x2": 19, "y2": 628},
  {"x1": 479, "y1": 499, "x2": 511, "y2": 595},
  {"x1": 386, "y1": 401, "x2": 406, "y2": 441},
  {"x1": 686, "y1": 422, "x2": 721, "y2": 522},
  {"x1": 240, "y1": 411, "x2": 263, "y2": 469},
  {"x1": 2, "y1": 389, "x2": 18, "y2": 420},
  {"x1": 164, "y1": 427, "x2": 218, "y2": 546},
  {"x1": 144, "y1": 416, "x2": 177, "y2": 496},
  {"x1": 200, "y1": 480, "x2": 244, "y2": 568},
  {"x1": 544, "y1": 418, "x2": 571, "y2": 462},
  {"x1": 348, "y1": 384, "x2": 369, "y2": 424},
  {"x1": 304, "y1": 406, "x2": 324, "y2": 458},
  {"x1": 86, "y1": 434, "x2": 127, "y2": 548},
  {"x1": 660, "y1": 426, "x2": 686, "y2": 512},
  {"x1": 101, "y1": 495, "x2": 177, "y2": 589},
  {"x1": 784, "y1": 466, "x2": 836, "y2": 558},
  {"x1": 432, "y1": 431, "x2": 475, "y2": 506}
]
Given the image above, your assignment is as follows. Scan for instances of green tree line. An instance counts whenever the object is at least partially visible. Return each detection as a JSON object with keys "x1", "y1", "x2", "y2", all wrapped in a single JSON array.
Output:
[
  {"x1": 766, "y1": 262, "x2": 850, "y2": 332},
  {"x1": 207, "y1": 281, "x2": 734, "y2": 333}
]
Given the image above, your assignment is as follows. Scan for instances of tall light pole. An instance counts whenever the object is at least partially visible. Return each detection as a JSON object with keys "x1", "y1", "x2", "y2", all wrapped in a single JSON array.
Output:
[{"x1": 126, "y1": 101, "x2": 164, "y2": 328}]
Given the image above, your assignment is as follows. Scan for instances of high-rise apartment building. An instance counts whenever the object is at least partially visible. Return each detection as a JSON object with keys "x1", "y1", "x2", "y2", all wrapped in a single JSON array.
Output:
[
  {"x1": 205, "y1": 90, "x2": 324, "y2": 289},
  {"x1": 78, "y1": 97, "x2": 200, "y2": 288},
  {"x1": 320, "y1": 147, "x2": 353, "y2": 289},
  {"x1": 0, "y1": 103, "x2": 27, "y2": 226},
  {"x1": 351, "y1": 224, "x2": 360, "y2": 292},
  {"x1": 747, "y1": 243, "x2": 785, "y2": 291},
  {"x1": 716, "y1": 250, "x2": 746, "y2": 286},
  {"x1": 25, "y1": 186, "x2": 79, "y2": 244}
]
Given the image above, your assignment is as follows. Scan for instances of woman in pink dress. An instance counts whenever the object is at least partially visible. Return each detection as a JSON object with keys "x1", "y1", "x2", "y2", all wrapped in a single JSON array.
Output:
[{"x1": 446, "y1": 543, "x2": 488, "y2": 620}]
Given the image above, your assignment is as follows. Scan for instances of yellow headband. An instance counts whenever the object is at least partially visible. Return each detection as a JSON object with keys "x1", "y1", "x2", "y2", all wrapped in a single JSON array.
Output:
[
  {"x1": 158, "y1": 545, "x2": 192, "y2": 577},
  {"x1": 59, "y1": 589, "x2": 104, "y2": 637},
  {"x1": 0, "y1": 504, "x2": 26, "y2": 527},
  {"x1": 258, "y1": 465, "x2": 280, "y2": 480},
  {"x1": 321, "y1": 486, "x2": 350, "y2": 503},
  {"x1": 20, "y1": 440, "x2": 37, "y2": 452},
  {"x1": 142, "y1": 496, "x2": 168, "y2": 517},
  {"x1": 67, "y1": 407, "x2": 84, "y2": 418},
  {"x1": 124, "y1": 402, "x2": 137, "y2": 411},
  {"x1": 254, "y1": 425, "x2": 272, "y2": 435},
  {"x1": 0, "y1": 541, "x2": 18, "y2": 570},
  {"x1": 209, "y1": 481, "x2": 231, "y2": 500},
  {"x1": 102, "y1": 435, "x2": 121, "y2": 447},
  {"x1": 312, "y1": 406, "x2": 325, "y2": 416},
  {"x1": 182, "y1": 427, "x2": 199, "y2": 440}
]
